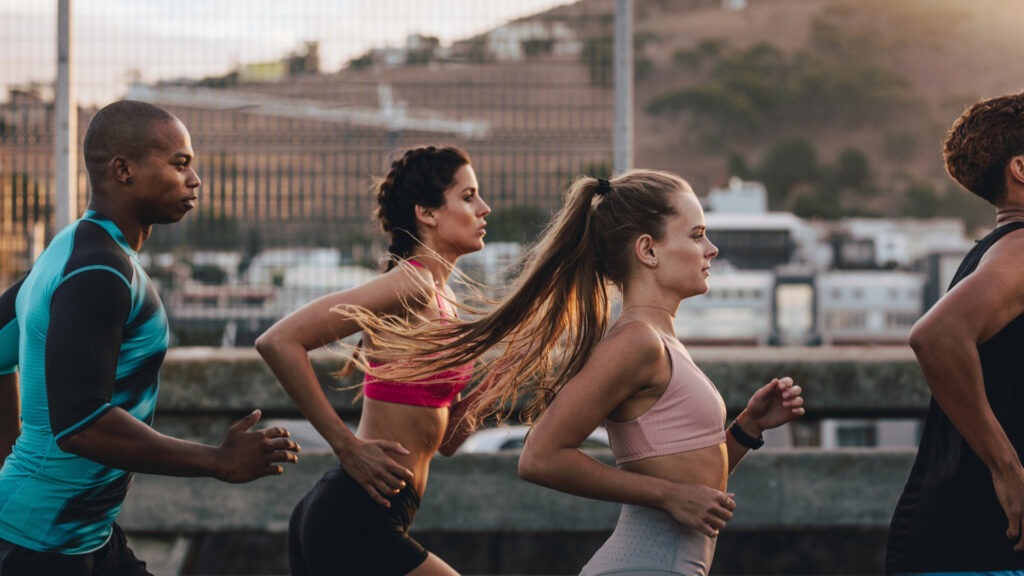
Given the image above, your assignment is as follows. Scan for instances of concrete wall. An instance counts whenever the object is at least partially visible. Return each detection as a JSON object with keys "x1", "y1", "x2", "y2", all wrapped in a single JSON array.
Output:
[{"x1": 121, "y1": 346, "x2": 929, "y2": 575}]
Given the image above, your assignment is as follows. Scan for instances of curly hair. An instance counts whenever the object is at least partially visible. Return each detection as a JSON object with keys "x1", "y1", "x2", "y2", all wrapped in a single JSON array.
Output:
[
  {"x1": 943, "y1": 92, "x2": 1024, "y2": 204},
  {"x1": 375, "y1": 145, "x2": 471, "y2": 270}
]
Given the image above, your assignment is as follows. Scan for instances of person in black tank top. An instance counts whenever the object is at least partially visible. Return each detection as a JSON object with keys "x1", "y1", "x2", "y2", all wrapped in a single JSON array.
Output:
[{"x1": 886, "y1": 91, "x2": 1024, "y2": 574}]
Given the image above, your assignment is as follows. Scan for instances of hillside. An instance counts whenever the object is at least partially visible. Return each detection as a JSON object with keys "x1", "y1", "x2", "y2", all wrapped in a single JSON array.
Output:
[
  {"x1": 616, "y1": 0, "x2": 1024, "y2": 227},
  {"x1": 152, "y1": 0, "x2": 1024, "y2": 238}
]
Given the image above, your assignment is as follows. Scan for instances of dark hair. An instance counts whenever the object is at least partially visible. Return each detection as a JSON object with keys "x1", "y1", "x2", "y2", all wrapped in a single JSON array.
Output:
[
  {"x1": 944, "y1": 92, "x2": 1024, "y2": 204},
  {"x1": 83, "y1": 100, "x2": 178, "y2": 177},
  {"x1": 375, "y1": 145, "x2": 472, "y2": 270}
]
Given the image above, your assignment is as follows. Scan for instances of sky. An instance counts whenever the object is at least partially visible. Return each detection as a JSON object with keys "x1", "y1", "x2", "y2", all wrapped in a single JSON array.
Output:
[{"x1": 0, "y1": 0, "x2": 575, "y2": 106}]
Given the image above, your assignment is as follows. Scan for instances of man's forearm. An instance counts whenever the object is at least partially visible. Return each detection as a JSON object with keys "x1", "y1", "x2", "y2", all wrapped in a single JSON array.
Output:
[{"x1": 58, "y1": 407, "x2": 218, "y2": 477}]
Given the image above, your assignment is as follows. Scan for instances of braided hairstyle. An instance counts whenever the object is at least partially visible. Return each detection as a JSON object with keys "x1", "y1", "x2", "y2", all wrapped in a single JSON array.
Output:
[{"x1": 375, "y1": 145, "x2": 472, "y2": 270}]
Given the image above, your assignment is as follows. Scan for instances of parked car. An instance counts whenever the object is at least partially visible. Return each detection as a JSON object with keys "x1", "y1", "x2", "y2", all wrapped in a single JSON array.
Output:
[
  {"x1": 257, "y1": 418, "x2": 356, "y2": 453},
  {"x1": 457, "y1": 425, "x2": 610, "y2": 453}
]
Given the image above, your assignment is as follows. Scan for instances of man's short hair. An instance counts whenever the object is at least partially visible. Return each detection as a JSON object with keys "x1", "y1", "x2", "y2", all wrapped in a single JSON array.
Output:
[{"x1": 82, "y1": 100, "x2": 177, "y2": 175}]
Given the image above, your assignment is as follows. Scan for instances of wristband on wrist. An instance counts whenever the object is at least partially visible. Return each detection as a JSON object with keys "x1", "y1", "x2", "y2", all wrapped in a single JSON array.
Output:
[{"x1": 728, "y1": 420, "x2": 764, "y2": 450}]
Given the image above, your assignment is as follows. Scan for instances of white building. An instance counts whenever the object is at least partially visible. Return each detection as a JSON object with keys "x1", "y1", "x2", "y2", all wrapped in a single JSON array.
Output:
[
  {"x1": 457, "y1": 241, "x2": 524, "y2": 288},
  {"x1": 245, "y1": 248, "x2": 342, "y2": 286},
  {"x1": 820, "y1": 418, "x2": 920, "y2": 449},
  {"x1": 274, "y1": 265, "x2": 380, "y2": 315},
  {"x1": 486, "y1": 21, "x2": 581, "y2": 62},
  {"x1": 676, "y1": 269, "x2": 775, "y2": 345},
  {"x1": 704, "y1": 211, "x2": 815, "y2": 270},
  {"x1": 816, "y1": 270, "x2": 924, "y2": 345},
  {"x1": 705, "y1": 177, "x2": 767, "y2": 214},
  {"x1": 830, "y1": 218, "x2": 972, "y2": 269},
  {"x1": 187, "y1": 251, "x2": 244, "y2": 284}
]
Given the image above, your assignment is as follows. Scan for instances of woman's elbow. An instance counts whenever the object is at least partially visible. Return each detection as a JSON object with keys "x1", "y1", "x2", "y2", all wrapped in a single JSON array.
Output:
[
  {"x1": 254, "y1": 332, "x2": 271, "y2": 355},
  {"x1": 254, "y1": 329, "x2": 285, "y2": 359},
  {"x1": 517, "y1": 447, "x2": 547, "y2": 484}
]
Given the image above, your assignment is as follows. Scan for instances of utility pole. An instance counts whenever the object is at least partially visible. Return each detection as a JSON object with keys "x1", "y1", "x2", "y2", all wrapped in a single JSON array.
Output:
[
  {"x1": 613, "y1": 0, "x2": 633, "y2": 175},
  {"x1": 56, "y1": 0, "x2": 78, "y2": 231}
]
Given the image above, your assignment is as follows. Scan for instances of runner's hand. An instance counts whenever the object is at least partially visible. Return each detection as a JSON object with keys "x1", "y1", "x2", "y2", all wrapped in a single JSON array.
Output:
[
  {"x1": 662, "y1": 482, "x2": 735, "y2": 538},
  {"x1": 992, "y1": 465, "x2": 1024, "y2": 551},
  {"x1": 214, "y1": 409, "x2": 301, "y2": 483},
  {"x1": 337, "y1": 438, "x2": 414, "y2": 507}
]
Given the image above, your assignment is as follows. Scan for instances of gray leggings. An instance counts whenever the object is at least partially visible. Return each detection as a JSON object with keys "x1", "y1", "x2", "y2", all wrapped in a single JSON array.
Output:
[{"x1": 580, "y1": 504, "x2": 716, "y2": 576}]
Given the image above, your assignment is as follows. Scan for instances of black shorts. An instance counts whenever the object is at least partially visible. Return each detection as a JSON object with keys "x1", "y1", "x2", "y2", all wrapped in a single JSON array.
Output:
[
  {"x1": 0, "y1": 523, "x2": 151, "y2": 576},
  {"x1": 289, "y1": 464, "x2": 429, "y2": 576}
]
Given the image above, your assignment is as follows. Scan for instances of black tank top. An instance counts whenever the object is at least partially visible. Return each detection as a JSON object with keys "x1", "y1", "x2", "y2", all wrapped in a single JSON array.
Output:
[{"x1": 887, "y1": 221, "x2": 1024, "y2": 572}]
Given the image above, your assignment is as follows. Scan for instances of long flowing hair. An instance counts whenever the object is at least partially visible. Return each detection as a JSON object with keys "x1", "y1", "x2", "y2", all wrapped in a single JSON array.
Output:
[{"x1": 342, "y1": 169, "x2": 687, "y2": 429}]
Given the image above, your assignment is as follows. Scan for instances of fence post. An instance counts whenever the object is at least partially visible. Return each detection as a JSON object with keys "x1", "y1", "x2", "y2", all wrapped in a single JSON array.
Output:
[
  {"x1": 55, "y1": 0, "x2": 78, "y2": 233},
  {"x1": 613, "y1": 0, "x2": 633, "y2": 175}
]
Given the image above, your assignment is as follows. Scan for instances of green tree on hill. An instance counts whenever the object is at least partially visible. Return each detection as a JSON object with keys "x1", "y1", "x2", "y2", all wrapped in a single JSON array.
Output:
[{"x1": 648, "y1": 10, "x2": 920, "y2": 136}]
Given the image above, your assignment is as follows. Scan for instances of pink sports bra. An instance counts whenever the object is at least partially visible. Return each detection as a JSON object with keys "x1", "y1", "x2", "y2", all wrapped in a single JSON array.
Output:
[
  {"x1": 604, "y1": 333, "x2": 726, "y2": 464},
  {"x1": 362, "y1": 260, "x2": 473, "y2": 408}
]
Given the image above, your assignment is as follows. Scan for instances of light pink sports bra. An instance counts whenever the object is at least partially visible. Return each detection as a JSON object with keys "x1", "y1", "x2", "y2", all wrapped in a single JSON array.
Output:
[
  {"x1": 362, "y1": 259, "x2": 473, "y2": 408},
  {"x1": 604, "y1": 333, "x2": 726, "y2": 464}
]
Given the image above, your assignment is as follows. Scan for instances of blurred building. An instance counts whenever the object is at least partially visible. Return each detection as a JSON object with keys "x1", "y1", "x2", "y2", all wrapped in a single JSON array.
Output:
[{"x1": 816, "y1": 270, "x2": 923, "y2": 345}]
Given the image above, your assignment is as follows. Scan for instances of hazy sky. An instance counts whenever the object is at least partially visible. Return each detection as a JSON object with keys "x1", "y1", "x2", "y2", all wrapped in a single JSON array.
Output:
[{"x1": 0, "y1": 0, "x2": 574, "y2": 106}]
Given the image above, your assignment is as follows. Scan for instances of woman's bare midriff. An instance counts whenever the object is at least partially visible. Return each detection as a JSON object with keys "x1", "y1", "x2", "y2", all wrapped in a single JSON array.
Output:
[
  {"x1": 356, "y1": 397, "x2": 449, "y2": 497},
  {"x1": 619, "y1": 442, "x2": 729, "y2": 491}
]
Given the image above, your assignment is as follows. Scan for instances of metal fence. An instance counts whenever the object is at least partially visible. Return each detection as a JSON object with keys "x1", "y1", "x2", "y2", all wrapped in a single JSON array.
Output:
[
  {"x1": 0, "y1": 0, "x2": 628, "y2": 343},
  {"x1": 0, "y1": 0, "x2": 620, "y2": 277}
]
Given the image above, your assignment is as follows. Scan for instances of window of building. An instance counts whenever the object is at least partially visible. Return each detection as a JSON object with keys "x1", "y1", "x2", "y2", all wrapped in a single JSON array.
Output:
[{"x1": 836, "y1": 422, "x2": 877, "y2": 447}]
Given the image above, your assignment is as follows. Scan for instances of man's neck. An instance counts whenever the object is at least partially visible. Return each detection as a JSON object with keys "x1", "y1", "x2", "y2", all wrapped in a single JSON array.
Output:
[{"x1": 85, "y1": 201, "x2": 147, "y2": 251}]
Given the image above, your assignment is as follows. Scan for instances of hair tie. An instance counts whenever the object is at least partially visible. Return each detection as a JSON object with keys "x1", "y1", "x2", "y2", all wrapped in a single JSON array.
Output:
[{"x1": 596, "y1": 178, "x2": 612, "y2": 196}]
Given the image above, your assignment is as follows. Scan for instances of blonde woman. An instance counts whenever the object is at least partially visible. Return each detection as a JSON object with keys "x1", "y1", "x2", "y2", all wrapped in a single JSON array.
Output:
[{"x1": 350, "y1": 169, "x2": 804, "y2": 575}]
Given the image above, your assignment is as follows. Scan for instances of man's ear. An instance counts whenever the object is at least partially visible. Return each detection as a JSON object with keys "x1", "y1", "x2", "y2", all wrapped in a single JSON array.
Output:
[
  {"x1": 415, "y1": 204, "x2": 437, "y2": 228},
  {"x1": 1009, "y1": 156, "x2": 1024, "y2": 186},
  {"x1": 111, "y1": 156, "x2": 133, "y2": 185},
  {"x1": 634, "y1": 234, "x2": 658, "y2": 268}
]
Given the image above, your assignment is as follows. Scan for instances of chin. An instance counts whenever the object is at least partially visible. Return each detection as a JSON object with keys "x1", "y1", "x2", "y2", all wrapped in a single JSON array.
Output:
[{"x1": 155, "y1": 214, "x2": 187, "y2": 225}]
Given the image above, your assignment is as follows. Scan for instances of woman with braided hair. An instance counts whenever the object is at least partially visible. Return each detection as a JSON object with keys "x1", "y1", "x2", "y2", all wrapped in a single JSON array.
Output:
[
  {"x1": 256, "y1": 144, "x2": 489, "y2": 576},
  {"x1": 345, "y1": 169, "x2": 805, "y2": 575}
]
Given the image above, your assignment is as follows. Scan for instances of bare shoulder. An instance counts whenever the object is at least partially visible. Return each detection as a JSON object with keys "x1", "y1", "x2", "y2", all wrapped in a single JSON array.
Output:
[
  {"x1": 595, "y1": 320, "x2": 668, "y2": 376},
  {"x1": 981, "y1": 225, "x2": 1024, "y2": 267},
  {"x1": 291, "y1": 261, "x2": 432, "y2": 321},
  {"x1": 546, "y1": 320, "x2": 669, "y2": 425},
  {"x1": 605, "y1": 318, "x2": 664, "y2": 345},
  {"x1": 966, "y1": 226, "x2": 1024, "y2": 297},
  {"x1": 915, "y1": 225, "x2": 1024, "y2": 343},
  {"x1": 335, "y1": 260, "x2": 434, "y2": 317},
  {"x1": 383, "y1": 260, "x2": 435, "y2": 301}
]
